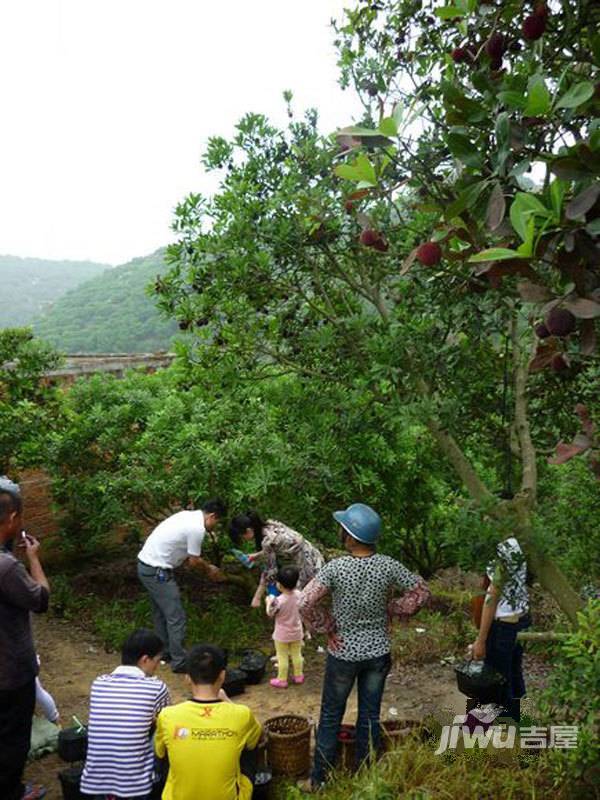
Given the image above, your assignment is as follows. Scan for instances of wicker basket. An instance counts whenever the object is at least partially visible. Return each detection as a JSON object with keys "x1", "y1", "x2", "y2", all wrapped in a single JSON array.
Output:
[{"x1": 264, "y1": 714, "x2": 311, "y2": 778}]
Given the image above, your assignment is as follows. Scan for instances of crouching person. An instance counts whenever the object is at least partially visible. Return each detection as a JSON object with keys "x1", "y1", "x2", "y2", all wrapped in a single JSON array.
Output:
[
  {"x1": 155, "y1": 644, "x2": 261, "y2": 800},
  {"x1": 81, "y1": 629, "x2": 170, "y2": 800}
]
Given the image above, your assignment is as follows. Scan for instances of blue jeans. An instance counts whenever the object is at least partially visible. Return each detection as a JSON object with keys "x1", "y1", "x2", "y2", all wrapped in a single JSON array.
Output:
[
  {"x1": 485, "y1": 614, "x2": 530, "y2": 722},
  {"x1": 312, "y1": 652, "x2": 391, "y2": 785}
]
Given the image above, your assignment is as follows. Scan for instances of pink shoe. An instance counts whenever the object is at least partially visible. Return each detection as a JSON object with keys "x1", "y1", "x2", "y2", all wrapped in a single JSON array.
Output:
[
  {"x1": 292, "y1": 675, "x2": 305, "y2": 685},
  {"x1": 270, "y1": 678, "x2": 288, "y2": 689}
]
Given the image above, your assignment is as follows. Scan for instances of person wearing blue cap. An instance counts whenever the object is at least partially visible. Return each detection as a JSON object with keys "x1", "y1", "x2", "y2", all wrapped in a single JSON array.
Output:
[{"x1": 299, "y1": 503, "x2": 430, "y2": 789}]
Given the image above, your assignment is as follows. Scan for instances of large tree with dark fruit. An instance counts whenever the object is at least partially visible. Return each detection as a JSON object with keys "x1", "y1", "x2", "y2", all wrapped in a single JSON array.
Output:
[{"x1": 155, "y1": 2, "x2": 600, "y2": 624}]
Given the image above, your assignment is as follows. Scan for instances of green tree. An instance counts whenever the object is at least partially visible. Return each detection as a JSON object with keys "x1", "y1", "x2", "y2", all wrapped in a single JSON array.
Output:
[
  {"x1": 153, "y1": 1, "x2": 600, "y2": 624},
  {"x1": 0, "y1": 328, "x2": 62, "y2": 472}
]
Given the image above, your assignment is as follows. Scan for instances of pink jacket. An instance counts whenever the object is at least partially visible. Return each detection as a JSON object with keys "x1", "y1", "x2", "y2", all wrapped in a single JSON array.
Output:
[{"x1": 267, "y1": 590, "x2": 304, "y2": 643}]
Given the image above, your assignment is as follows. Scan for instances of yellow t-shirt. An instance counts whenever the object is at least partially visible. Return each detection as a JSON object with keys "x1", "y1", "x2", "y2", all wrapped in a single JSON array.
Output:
[{"x1": 155, "y1": 699, "x2": 262, "y2": 800}]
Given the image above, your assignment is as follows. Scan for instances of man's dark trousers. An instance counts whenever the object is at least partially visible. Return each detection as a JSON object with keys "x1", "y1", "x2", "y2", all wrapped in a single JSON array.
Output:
[
  {"x1": 137, "y1": 560, "x2": 187, "y2": 670},
  {"x1": 0, "y1": 678, "x2": 36, "y2": 800}
]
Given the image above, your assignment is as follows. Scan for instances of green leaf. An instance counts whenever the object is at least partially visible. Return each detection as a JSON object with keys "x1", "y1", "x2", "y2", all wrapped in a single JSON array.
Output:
[
  {"x1": 445, "y1": 180, "x2": 488, "y2": 219},
  {"x1": 334, "y1": 164, "x2": 363, "y2": 182},
  {"x1": 555, "y1": 81, "x2": 595, "y2": 110},
  {"x1": 447, "y1": 132, "x2": 482, "y2": 168},
  {"x1": 468, "y1": 248, "x2": 522, "y2": 263},
  {"x1": 334, "y1": 153, "x2": 378, "y2": 186},
  {"x1": 509, "y1": 192, "x2": 550, "y2": 240},
  {"x1": 524, "y1": 75, "x2": 551, "y2": 117},
  {"x1": 495, "y1": 112, "x2": 510, "y2": 147},
  {"x1": 378, "y1": 117, "x2": 398, "y2": 137},
  {"x1": 435, "y1": 6, "x2": 464, "y2": 19},
  {"x1": 497, "y1": 91, "x2": 527, "y2": 111}
]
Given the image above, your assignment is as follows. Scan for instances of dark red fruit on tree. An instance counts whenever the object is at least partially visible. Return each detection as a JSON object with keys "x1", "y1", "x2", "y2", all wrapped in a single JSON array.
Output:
[
  {"x1": 522, "y1": 14, "x2": 546, "y2": 40},
  {"x1": 551, "y1": 354, "x2": 568, "y2": 373},
  {"x1": 485, "y1": 33, "x2": 505, "y2": 61},
  {"x1": 360, "y1": 229, "x2": 380, "y2": 247},
  {"x1": 490, "y1": 58, "x2": 503, "y2": 72},
  {"x1": 534, "y1": 322, "x2": 550, "y2": 339},
  {"x1": 373, "y1": 237, "x2": 389, "y2": 252},
  {"x1": 416, "y1": 241, "x2": 442, "y2": 266},
  {"x1": 546, "y1": 308, "x2": 576, "y2": 337},
  {"x1": 178, "y1": 320, "x2": 190, "y2": 331},
  {"x1": 451, "y1": 47, "x2": 469, "y2": 63},
  {"x1": 344, "y1": 200, "x2": 354, "y2": 213}
]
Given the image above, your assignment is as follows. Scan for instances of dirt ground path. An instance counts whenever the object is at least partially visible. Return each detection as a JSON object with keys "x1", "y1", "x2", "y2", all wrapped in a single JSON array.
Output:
[{"x1": 26, "y1": 614, "x2": 465, "y2": 799}]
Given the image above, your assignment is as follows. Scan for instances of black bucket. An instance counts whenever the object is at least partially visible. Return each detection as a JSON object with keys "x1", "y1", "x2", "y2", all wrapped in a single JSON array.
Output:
[
  {"x1": 239, "y1": 649, "x2": 267, "y2": 685},
  {"x1": 58, "y1": 727, "x2": 88, "y2": 763},
  {"x1": 253, "y1": 769, "x2": 273, "y2": 800},
  {"x1": 58, "y1": 765, "x2": 85, "y2": 800}
]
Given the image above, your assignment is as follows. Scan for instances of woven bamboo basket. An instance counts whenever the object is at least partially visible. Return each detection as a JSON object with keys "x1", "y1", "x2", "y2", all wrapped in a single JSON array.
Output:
[{"x1": 264, "y1": 714, "x2": 311, "y2": 777}]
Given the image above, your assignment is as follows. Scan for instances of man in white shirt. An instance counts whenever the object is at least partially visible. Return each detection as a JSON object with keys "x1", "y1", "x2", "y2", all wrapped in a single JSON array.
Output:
[
  {"x1": 470, "y1": 536, "x2": 531, "y2": 721},
  {"x1": 137, "y1": 499, "x2": 226, "y2": 673}
]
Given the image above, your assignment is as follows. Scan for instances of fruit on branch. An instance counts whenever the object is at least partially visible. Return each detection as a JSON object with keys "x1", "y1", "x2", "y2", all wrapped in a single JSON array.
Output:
[
  {"x1": 178, "y1": 320, "x2": 191, "y2": 331},
  {"x1": 360, "y1": 229, "x2": 380, "y2": 247},
  {"x1": 551, "y1": 354, "x2": 569, "y2": 373},
  {"x1": 416, "y1": 241, "x2": 442, "y2": 266},
  {"x1": 451, "y1": 47, "x2": 469, "y2": 63},
  {"x1": 534, "y1": 2, "x2": 549, "y2": 20},
  {"x1": 485, "y1": 33, "x2": 505, "y2": 61},
  {"x1": 546, "y1": 308, "x2": 576, "y2": 337},
  {"x1": 534, "y1": 322, "x2": 550, "y2": 339},
  {"x1": 522, "y1": 13, "x2": 546, "y2": 40},
  {"x1": 360, "y1": 228, "x2": 388, "y2": 252}
]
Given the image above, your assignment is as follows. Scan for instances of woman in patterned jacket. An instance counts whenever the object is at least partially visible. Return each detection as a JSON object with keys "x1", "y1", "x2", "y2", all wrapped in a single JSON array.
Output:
[{"x1": 229, "y1": 512, "x2": 325, "y2": 608}]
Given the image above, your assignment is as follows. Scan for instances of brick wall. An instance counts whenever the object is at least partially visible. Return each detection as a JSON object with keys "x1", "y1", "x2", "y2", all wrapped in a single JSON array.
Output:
[{"x1": 19, "y1": 469, "x2": 60, "y2": 540}]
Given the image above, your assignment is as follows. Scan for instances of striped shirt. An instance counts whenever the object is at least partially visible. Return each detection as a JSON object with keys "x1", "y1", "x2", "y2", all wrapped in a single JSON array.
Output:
[{"x1": 81, "y1": 665, "x2": 170, "y2": 798}]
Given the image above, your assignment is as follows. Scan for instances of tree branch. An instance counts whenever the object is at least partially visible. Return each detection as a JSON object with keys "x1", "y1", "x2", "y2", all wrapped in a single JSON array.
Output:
[{"x1": 511, "y1": 316, "x2": 537, "y2": 506}]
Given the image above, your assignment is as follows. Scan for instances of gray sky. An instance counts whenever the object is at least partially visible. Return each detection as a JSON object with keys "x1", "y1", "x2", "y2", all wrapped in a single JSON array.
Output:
[{"x1": 0, "y1": 0, "x2": 360, "y2": 266}]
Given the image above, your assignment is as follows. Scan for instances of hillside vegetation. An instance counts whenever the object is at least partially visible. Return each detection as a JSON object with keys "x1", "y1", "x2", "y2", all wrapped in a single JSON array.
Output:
[
  {"x1": 34, "y1": 251, "x2": 177, "y2": 353},
  {"x1": 0, "y1": 255, "x2": 108, "y2": 327}
]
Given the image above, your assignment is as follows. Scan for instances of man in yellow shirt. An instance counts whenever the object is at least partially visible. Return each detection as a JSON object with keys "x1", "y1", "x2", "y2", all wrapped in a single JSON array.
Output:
[{"x1": 155, "y1": 643, "x2": 261, "y2": 800}]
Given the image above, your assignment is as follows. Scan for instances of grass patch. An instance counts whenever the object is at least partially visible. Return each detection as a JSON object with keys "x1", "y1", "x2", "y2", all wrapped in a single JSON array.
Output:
[
  {"x1": 392, "y1": 609, "x2": 470, "y2": 666},
  {"x1": 276, "y1": 738, "x2": 573, "y2": 800},
  {"x1": 50, "y1": 571, "x2": 271, "y2": 653}
]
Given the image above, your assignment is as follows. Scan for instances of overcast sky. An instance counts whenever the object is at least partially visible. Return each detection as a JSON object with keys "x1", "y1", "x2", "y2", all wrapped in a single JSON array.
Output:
[{"x1": 0, "y1": 1, "x2": 361, "y2": 266}]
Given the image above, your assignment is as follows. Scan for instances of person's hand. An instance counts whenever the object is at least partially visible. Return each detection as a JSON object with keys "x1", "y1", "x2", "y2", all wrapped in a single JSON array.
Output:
[
  {"x1": 250, "y1": 596, "x2": 262, "y2": 609},
  {"x1": 327, "y1": 632, "x2": 343, "y2": 652},
  {"x1": 469, "y1": 638, "x2": 486, "y2": 660},
  {"x1": 19, "y1": 533, "x2": 41, "y2": 561}
]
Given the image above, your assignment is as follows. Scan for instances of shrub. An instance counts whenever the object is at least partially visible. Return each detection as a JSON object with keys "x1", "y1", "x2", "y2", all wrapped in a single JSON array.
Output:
[{"x1": 538, "y1": 600, "x2": 600, "y2": 795}]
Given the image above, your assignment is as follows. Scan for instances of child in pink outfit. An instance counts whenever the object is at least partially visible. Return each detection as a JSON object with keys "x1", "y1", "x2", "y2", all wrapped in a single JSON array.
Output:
[{"x1": 265, "y1": 566, "x2": 304, "y2": 688}]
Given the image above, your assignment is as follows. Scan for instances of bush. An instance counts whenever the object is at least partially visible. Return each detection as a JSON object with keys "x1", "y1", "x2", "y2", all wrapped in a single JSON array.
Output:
[{"x1": 538, "y1": 600, "x2": 600, "y2": 796}]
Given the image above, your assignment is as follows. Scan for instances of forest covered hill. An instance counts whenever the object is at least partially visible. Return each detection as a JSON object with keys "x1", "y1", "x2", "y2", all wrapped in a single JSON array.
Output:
[
  {"x1": 33, "y1": 251, "x2": 178, "y2": 353},
  {"x1": 0, "y1": 255, "x2": 109, "y2": 327}
]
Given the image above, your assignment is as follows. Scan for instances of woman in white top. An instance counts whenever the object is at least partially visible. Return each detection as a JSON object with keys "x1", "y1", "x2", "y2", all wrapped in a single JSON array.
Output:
[{"x1": 470, "y1": 536, "x2": 531, "y2": 721}]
